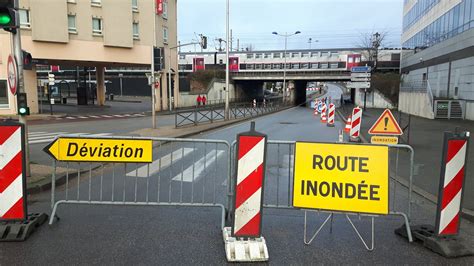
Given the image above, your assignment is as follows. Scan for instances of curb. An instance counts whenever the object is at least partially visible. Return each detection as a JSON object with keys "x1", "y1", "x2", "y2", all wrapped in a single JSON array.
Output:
[
  {"x1": 27, "y1": 165, "x2": 102, "y2": 195},
  {"x1": 336, "y1": 108, "x2": 474, "y2": 222}
]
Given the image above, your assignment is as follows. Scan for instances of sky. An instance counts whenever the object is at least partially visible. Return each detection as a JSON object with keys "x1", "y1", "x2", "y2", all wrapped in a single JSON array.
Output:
[{"x1": 178, "y1": 0, "x2": 403, "y2": 52}]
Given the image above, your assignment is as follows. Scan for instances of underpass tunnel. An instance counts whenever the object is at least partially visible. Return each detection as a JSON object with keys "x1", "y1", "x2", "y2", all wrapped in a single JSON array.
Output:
[{"x1": 233, "y1": 80, "x2": 265, "y2": 102}]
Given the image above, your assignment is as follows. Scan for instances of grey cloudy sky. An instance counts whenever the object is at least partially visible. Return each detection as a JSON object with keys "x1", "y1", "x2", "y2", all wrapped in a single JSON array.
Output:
[{"x1": 178, "y1": 0, "x2": 403, "y2": 52}]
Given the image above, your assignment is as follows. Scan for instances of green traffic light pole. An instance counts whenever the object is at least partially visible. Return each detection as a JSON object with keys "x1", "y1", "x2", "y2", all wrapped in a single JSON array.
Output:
[{"x1": 11, "y1": 0, "x2": 30, "y2": 176}]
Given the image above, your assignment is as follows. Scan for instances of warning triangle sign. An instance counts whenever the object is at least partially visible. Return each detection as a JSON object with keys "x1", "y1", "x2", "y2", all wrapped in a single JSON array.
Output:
[{"x1": 368, "y1": 109, "x2": 403, "y2": 135}]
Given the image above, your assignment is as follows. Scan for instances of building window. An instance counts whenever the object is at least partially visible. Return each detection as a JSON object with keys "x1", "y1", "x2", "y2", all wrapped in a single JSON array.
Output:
[
  {"x1": 133, "y1": 22, "x2": 139, "y2": 39},
  {"x1": 179, "y1": 54, "x2": 186, "y2": 60},
  {"x1": 19, "y1": 9, "x2": 30, "y2": 28},
  {"x1": 92, "y1": 18, "x2": 102, "y2": 35},
  {"x1": 91, "y1": 0, "x2": 101, "y2": 6},
  {"x1": 246, "y1": 54, "x2": 253, "y2": 59},
  {"x1": 132, "y1": 0, "x2": 138, "y2": 12},
  {"x1": 68, "y1": 15, "x2": 77, "y2": 33},
  {"x1": 291, "y1": 52, "x2": 299, "y2": 58},
  {"x1": 0, "y1": 80, "x2": 8, "y2": 108},
  {"x1": 163, "y1": 27, "x2": 168, "y2": 43},
  {"x1": 163, "y1": 0, "x2": 168, "y2": 19},
  {"x1": 264, "y1": 53, "x2": 271, "y2": 58},
  {"x1": 273, "y1": 53, "x2": 281, "y2": 58}
]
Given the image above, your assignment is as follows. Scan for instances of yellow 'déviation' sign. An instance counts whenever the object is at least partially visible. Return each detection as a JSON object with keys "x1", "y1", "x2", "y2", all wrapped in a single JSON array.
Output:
[
  {"x1": 293, "y1": 142, "x2": 389, "y2": 215},
  {"x1": 44, "y1": 137, "x2": 153, "y2": 163}
]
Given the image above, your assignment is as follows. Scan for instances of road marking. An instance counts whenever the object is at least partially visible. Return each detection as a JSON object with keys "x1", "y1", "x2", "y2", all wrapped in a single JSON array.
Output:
[
  {"x1": 28, "y1": 132, "x2": 112, "y2": 144},
  {"x1": 66, "y1": 117, "x2": 76, "y2": 120},
  {"x1": 126, "y1": 148, "x2": 193, "y2": 177},
  {"x1": 172, "y1": 150, "x2": 225, "y2": 182}
]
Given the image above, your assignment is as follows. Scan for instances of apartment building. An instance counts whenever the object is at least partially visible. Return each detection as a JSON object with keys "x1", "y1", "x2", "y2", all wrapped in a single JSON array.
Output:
[
  {"x1": 0, "y1": 0, "x2": 178, "y2": 115},
  {"x1": 399, "y1": 0, "x2": 474, "y2": 120}
]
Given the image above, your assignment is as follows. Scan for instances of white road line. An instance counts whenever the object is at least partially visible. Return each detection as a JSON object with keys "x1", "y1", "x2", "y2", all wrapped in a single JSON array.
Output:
[
  {"x1": 126, "y1": 148, "x2": 193, "y2": 177},
  {"x1": 172, "y1": 150, "x2": 225, "y2": 182},
  {"x1": 113, "y1": 115, "x2": 125, "y2": 117},
  {"x1": 78, "y1": 116, "x2": 89, "y2": 119},
  {"x1": 66, "y1": 117, "x2": 76, "y2": 119},
  {"x1": 28, "y1": 133, "x2": 112, "y2": 144},
  {"x1": 89, "y1": 115, "x2": 101, "y2": 118},
  {"x1": 28, "y1": 132, "x2": 66, "y2": 137},
  {"x1": 101, "y1": 115, "x2": 113, "y2": 118}
]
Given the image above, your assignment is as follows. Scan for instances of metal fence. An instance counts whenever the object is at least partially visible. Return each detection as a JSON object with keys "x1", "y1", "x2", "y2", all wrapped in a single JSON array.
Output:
[
  {"x1": 175, "y1": 101, "x2": 284, "y2": 128},
  {"x1": 49, "y1": 136, "x2": 232, "y2": 229},
  {"x1": 49, "y1": 135, "x2": 416, "y2": 249}
]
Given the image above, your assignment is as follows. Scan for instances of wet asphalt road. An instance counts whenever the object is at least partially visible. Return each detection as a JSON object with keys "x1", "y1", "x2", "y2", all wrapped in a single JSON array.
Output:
[{"x1": 1, "y1": 104, "x2": 474, "y2": 264}]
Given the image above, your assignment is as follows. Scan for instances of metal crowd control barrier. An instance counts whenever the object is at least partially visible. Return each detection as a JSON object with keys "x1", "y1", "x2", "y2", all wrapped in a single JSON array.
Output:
[
  {"x1": 49, "y1": 136, "x2": 232, "y2": 230},
  {"x1": 230, "y1": 140, "x2": 415, "y2": 250},
  {"x1": 175, "y1": 101, "x2": 283, "y2": 128}
]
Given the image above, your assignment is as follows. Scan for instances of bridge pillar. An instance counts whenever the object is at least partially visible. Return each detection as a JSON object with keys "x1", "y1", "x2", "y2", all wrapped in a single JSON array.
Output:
[{"x1": 287, "y1": 80, "x2": 296, "y2": 104}]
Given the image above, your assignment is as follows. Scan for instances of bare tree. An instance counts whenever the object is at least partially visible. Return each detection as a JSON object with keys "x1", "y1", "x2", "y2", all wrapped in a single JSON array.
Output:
[{"x1": 356, "y1": 31, "x2": 388, "y2": 69}]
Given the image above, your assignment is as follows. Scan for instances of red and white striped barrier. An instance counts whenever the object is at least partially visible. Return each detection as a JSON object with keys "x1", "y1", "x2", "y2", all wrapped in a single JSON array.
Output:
[
  {"x1": 225, "y1": 122, "x2": 269, "y2": 262},
  {"x1": 344, "y1": 116, "x2": 352, "y2": 133},
  {"x1": 350, "y1": 107, "x2": 362, "y2": 141},
  {"x1": 0, "y1": 123, "x2": 27, "y2": 221},
  {"x1": 320, "y1": 103, "x2": 327, "y2": 123},
  {"x1": 232, "y1": 124, "x2": 267, "y2": 238},
  {"x1": 435, "y1": 132, "x2": 470, "y2": 236},
  {"x1": 327, "y1": 103, "x2": 335, "y2": 127}
]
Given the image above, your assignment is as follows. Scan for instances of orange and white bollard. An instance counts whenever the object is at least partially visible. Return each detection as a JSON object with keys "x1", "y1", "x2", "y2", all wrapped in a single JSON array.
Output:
[
  {"x1": 327, "y1": 103, "x2": 335, "y2": 127},
  {"x1": 320, "y1": 103, "x2": 327, "y2": 123},
  {"x1": 349, "y1": 107, "x2": 362, "y2": 142},
  {"x1": 344, "y1": 116, "x2": 352, "y2": 133}
]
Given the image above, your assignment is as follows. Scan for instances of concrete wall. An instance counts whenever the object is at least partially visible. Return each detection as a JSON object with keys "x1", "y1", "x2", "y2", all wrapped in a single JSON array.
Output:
[
  {"x1": 355, "y1": 89, "x2": 395, "y2": 109},
  {"x1": 179, "y1": 81, "x2": 237, "y2": 107},
  {"x1": 465, "y1": 101, "x2": 474, "y2": 120},
  {"x1": 398, "y1": 91, "x2": 435, "y2": 119}
]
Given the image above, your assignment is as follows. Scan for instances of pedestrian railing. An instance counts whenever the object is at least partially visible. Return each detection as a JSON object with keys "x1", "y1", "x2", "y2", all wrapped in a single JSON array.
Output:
[{"x1": 174, "y1": 101, "x2": 284, "y2": 128}]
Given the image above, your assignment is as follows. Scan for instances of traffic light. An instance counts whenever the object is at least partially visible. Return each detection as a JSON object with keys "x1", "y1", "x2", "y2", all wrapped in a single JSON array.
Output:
[
  {"x1": 22, "y1": 50, "x2": 33, "y2": 70},
  {"x1": 17, "y1": 92, "x2": 30, "y2": 116},
  {"x1": 153, "y1": 47, "x2": 164, "y2": 71},
  {"x1": 0, "y1": 0, "x2": 18, "y2": 33},
  {"x1": 201, "y1": 36, "x2": 207, "y2": 50}
]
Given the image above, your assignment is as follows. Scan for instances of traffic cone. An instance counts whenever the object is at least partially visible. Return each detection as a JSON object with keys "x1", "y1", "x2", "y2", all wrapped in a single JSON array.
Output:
[
  {"x1": 344, "y1": 116, "x2": 351, "y2": 133},
  {"x1": 321, "y1": 110, "x2": 327, "y2": 123},
  {"x1": 313, "y1": 106, "x2": 319, "y2": 116}
]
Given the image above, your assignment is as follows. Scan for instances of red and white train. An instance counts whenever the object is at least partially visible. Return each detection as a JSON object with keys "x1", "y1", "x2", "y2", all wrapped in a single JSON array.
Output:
[{"x1": 179, "y1": 48, "x2": 400, "y2": 73}]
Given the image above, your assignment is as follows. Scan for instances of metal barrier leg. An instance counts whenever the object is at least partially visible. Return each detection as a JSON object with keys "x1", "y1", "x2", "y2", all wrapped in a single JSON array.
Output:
[
  {"x1": 346, "y1": 215, "x2": 375, "y2": 251},
  {"x1": 391, "y1": 211, "x2": 413, "y2": 242},
  {"x1": 304, "y1": 210, "x2": 333, "y2": 245}
]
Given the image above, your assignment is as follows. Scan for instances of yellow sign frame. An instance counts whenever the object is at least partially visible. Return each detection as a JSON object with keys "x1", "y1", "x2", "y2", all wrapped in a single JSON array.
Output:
[
  {"x1": 293, "y1": 142, "x2": 389, "y2": 215},
  {"x1": 44, "y1": 137, "x2": 153, "y2": 163}
]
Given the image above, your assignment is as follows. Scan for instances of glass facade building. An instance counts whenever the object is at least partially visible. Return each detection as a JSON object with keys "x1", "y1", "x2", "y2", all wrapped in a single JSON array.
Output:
[
  {"x1": 403, "y1": 0, "x2": 474, "y2": 49},
  {"x1": 400, "y1": 0, "x2": 474, "y2": 120}
]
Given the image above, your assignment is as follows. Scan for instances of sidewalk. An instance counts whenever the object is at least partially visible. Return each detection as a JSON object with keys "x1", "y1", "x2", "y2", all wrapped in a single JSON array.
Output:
[{"x1": 338, "y1": 105, "x2": 474, "y2": 215}]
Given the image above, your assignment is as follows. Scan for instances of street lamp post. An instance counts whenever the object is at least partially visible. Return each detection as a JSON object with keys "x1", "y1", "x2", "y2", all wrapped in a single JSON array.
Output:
[
  {"x1": 272, "y1": 31, "x2": 301, "y2": 102},
  {"x1": 225, "y1": 0, "x2": 230, "y2": 120}
]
